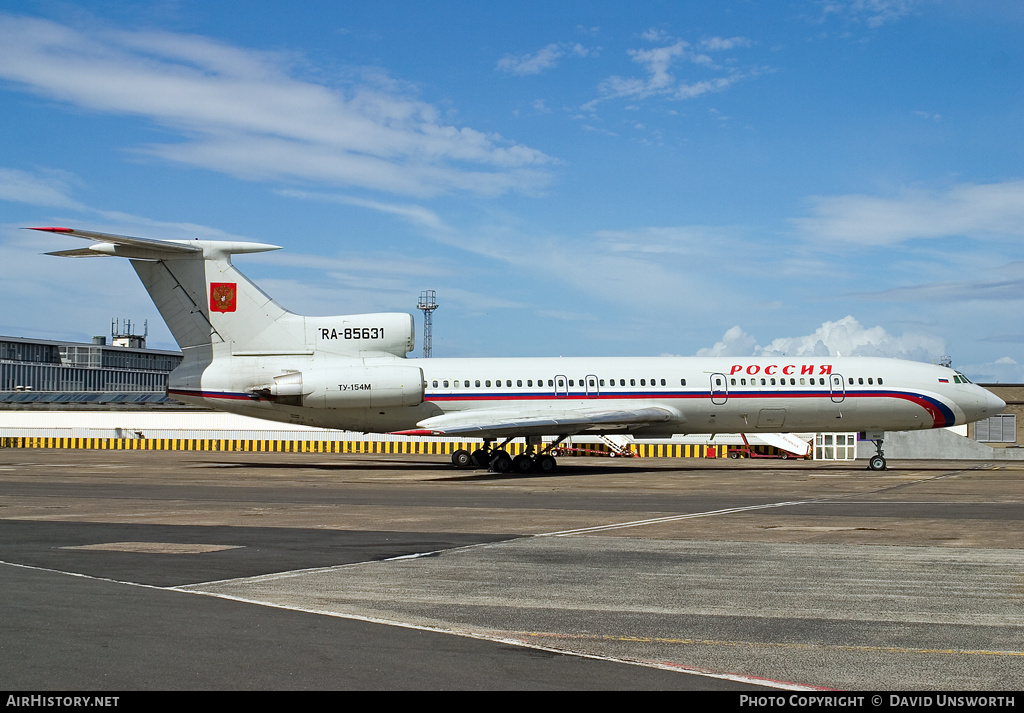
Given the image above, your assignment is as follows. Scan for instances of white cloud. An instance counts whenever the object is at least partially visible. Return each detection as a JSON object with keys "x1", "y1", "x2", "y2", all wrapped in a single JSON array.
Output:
[
  {"x1": 497, "y1": 43, "x2": 565, "y2": 75},
  {"x1": 912, "y1": 110, "x2": 942, "y2": 122},
  {"x1": 585, "y1": 30, "x2": 758, "y2": 109},
  {"x1": 593, "y1": 225, "x2": 749, "y2": 257},
  {"x1": 698, "y1": 316, "x2": 945, "y2": 361},
  {"x1": 0, "y1": 168, "x2": 85, "y2": 210},
  {"x1": 274, "y1": 189, "x2": 450, "y2": 233},
  {"x1": 959, "y1": 356, "x2": 1024, "y2": 384},
  {"x1": 854, "y1": 274, "x2": 1024, "y2": 304},
  {"x1": 696, "y1": 325, "x2": 758, "y2": 357},
  {"x1": 496, "y1": 42, "x2": 594, "y2": 76},
  {"x1": 819, "y1": 0, "x2": 920, "y2": 28},
  {"x1": 700, "y1": 36, "x2": 752, "y2": 51},
  {"x1": 794, "y1": 180, "x2": 1024, "y2": 246},
  {"x1": 0, "y1": 14, "x2": 553, "y2": 197}
]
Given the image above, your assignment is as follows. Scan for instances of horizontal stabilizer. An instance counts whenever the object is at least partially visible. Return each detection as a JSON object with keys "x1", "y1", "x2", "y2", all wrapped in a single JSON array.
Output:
[
  {"x1": 30, "y1": 227, "x2": 201, "y2": 254},
  {"x1": 28, "y1": 227, "x2": 280, "y2": 260},
  {"x1": 45, "y1": 247, "x2": 110, "y2": 258}
]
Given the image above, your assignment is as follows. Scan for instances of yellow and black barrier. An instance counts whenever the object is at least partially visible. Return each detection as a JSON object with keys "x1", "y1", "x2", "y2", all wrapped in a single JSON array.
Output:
[{"x1": 0, "y1": 436, "x2": 727, "y2": 458}]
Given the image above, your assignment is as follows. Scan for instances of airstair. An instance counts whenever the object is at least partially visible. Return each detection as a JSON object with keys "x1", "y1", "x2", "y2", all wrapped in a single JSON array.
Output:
[{"x1": 550, "y1": 434, "x2": 637, "y2": 458}]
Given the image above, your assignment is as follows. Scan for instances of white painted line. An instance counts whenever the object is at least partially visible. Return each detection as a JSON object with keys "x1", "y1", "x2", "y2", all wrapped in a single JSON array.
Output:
[
  {"x1": 541, "y1": 500, "x2": 817, "y2": 536},
  {"x1": 0, "y1": 559, "x2": 168, "y2": 591}
]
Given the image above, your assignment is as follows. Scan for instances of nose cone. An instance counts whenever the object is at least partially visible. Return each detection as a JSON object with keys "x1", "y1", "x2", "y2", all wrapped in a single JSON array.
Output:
[
  {"x1": 981, "y1": 388, "x2": 1006, "y2": 419},
  {"x1": 962, "y1": 386, "x2": 1006, "y2": 424}
]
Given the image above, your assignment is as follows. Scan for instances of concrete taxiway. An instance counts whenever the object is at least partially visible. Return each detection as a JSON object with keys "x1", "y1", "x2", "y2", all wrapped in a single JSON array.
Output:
[{"x1": 1, "y1": 449, "x2": 1022, "y2": 690}]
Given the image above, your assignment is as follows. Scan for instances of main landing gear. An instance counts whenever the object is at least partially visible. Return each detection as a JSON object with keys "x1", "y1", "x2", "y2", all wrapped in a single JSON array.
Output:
[{"x1": 450, "y1": 436, "x2": 564, "y2": 474}]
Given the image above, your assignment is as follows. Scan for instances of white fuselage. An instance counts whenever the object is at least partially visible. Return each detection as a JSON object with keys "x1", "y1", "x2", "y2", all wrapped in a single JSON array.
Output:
[{"x1": 168, "y1": 354, "x2": 1004, "y2": 437}]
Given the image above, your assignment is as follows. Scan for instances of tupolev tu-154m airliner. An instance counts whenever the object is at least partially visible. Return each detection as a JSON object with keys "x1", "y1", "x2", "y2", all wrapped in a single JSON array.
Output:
[{"x1": 32, "y1": 226, "x2": 1005, "y2": 473}]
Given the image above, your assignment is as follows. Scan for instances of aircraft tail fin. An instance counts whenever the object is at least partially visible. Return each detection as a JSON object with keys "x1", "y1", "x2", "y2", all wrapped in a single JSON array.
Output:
[
  {"x1": 34, "y1": 226, "x2": 415, "y2": 365},
  {"x1": 31, "y1": 227, "x2": 288, "y2": 352}
]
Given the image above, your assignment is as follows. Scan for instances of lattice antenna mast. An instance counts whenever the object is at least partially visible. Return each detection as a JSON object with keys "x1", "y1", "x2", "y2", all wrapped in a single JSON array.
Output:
[{"x1": 416, "y1": 290, "x2": 438, "y2": 358}]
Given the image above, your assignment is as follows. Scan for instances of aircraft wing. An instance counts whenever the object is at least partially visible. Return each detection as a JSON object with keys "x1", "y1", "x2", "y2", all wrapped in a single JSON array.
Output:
[{"x1": 396, "y1": 405, "x2": 678, "y2": 439}]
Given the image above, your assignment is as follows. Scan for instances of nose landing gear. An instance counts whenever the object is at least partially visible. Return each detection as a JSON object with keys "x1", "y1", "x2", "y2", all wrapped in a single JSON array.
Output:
[{"x1": 865, "y1": 433, "x2": 887, "y2": 471}]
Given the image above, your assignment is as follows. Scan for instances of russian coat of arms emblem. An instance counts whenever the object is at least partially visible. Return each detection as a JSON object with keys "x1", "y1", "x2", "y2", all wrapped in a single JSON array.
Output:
[{"x1": 210, "y1": 282, "x2": 237, "y2": 313}]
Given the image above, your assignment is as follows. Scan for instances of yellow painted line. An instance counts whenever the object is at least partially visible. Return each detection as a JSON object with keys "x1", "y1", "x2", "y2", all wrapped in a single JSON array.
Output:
[
  {"x1": 0, "y1": 436, "x2": 739, "y2": 458},
  {"x1": 519, "y1": 631, "x2": 1024, "y2": 657}
]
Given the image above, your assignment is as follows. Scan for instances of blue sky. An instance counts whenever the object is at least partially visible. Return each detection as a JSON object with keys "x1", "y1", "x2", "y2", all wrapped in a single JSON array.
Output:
[{"x1": 1, "y1": 1, "x2": 1022, "y2": 380}]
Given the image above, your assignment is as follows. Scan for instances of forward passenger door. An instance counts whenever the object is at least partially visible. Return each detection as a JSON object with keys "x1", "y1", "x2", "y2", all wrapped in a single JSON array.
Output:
[{"x1": 710, "y1": 373, "x2": 728, "y2": 405}]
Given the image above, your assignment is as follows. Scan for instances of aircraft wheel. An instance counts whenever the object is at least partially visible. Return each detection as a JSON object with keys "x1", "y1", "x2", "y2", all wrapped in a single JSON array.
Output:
[
  {"x1": 489, "y1": 451, "x2": 513, "y2": 473},
  {"x1": 868, "y1": 455, "x2": 887, "y2": 471},
  {"x1": 511, "y1": 454, "x2": 534, "y2": 473},
  {"x1": 534, "y1": 454, "x2": 557, "y2": 474},
  {"x1": 470, "y1": 449, "x2": 490, "y2": 467},
  {"x1": 451, "y1": 449, "x2": 472, "y2": 468}
]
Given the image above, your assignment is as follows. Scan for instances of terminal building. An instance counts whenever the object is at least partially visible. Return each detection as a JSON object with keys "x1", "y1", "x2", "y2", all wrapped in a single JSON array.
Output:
[
  {"x1": 0, "y1": 330, "x2": 1020, "y2": 460},
  {"x1": 0, "y1": 327, "x2": 183, "y2": 408}
]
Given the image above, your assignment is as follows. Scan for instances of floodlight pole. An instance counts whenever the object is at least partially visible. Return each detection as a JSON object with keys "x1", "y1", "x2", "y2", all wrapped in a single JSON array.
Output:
[{"x1": 416, "y1": 290, "x2": 438, "y2": 358}]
